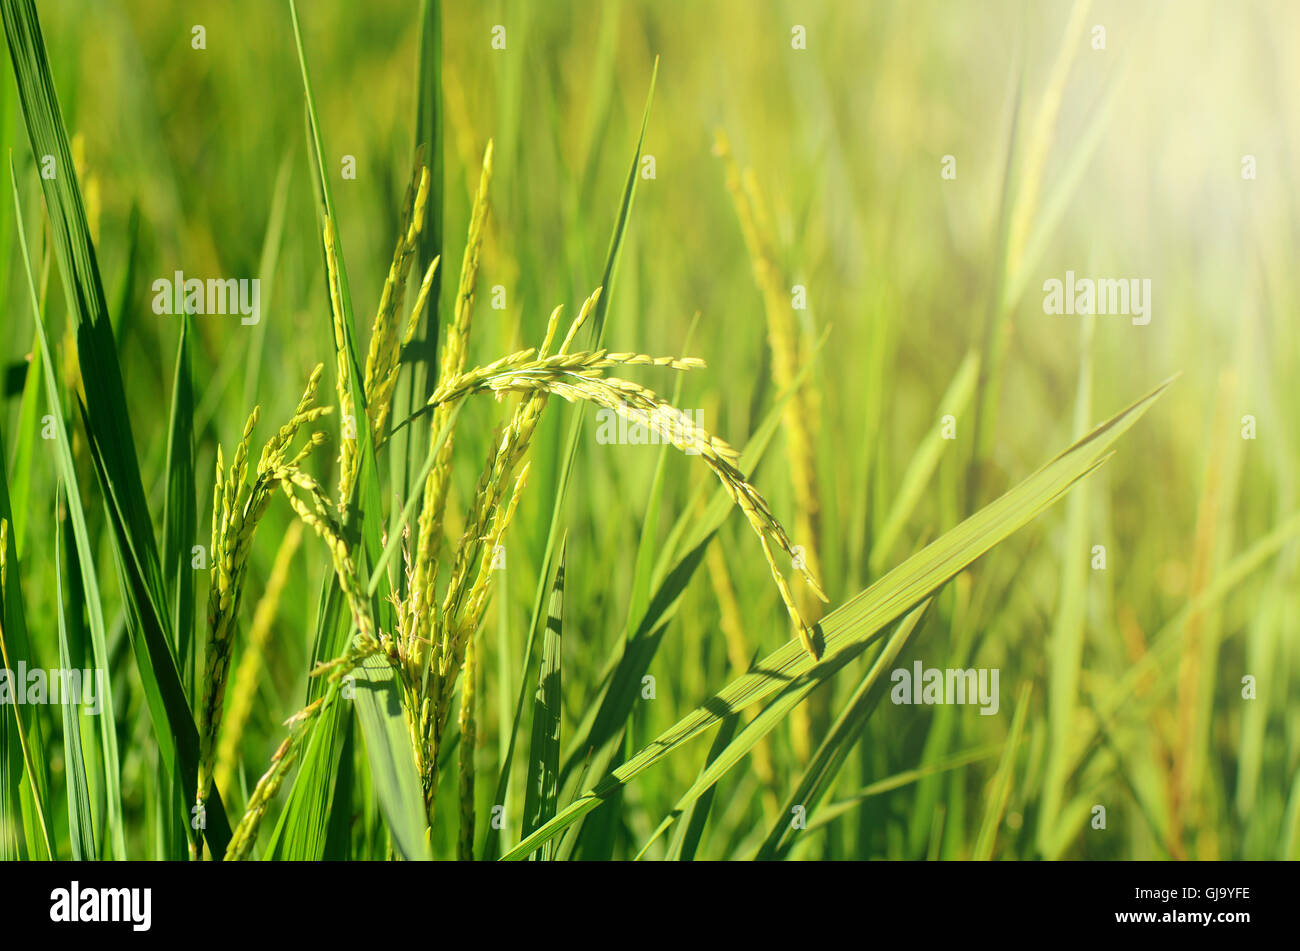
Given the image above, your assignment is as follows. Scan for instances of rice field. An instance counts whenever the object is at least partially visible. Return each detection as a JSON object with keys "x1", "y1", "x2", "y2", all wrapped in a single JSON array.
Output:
[{"x1": 0, "y1": 0, "x2": 1297, "y2": 862}]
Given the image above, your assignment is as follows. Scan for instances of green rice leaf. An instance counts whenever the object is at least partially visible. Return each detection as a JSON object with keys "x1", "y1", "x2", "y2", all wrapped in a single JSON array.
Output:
[
  {"x1": 973, "y1": 682, "x2": 1032, "y2": 860},
  {"x1": 161, "y1": 313, "x2": 196, "y2": 701},
  {"x1": 350, "y1": 655, "x2": 433, "y2": 860},
  {"x1": 10, "y1": 156, "x2": 127, "y2": 858},
  {"x1": 521, "y1": 540, "x2": 564, "y2": 859},
  {"x1": 1, "y1": 0, "x2": 231, "y2": 857},
  {"x1": 390, "y1": 0, "x2": 444, "y2": 514},
  {"x1": 486, "y1": 62, "x2": 658, "y2": 857},
  {"x1": 54, "y1": 494, "x2": 95, "y2": 860},
  {"x1": 756, "y1": 602, "x2": 933, "y2": 859},
  {"x1": 643, "y1": 600, "x2": 930, "y2": 860},
  {"x1": 0, "y1": 432, "x2": 52, "y2": 860},
  {"x1": 503, "y1": 377, "x2": 1171, "y2": 859}
]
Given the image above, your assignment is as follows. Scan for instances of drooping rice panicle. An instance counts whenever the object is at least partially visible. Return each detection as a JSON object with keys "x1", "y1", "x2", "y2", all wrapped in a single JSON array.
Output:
[
  {"x1": 423, "y1": 303, "x2": 826, "y2": 658},
  {"x1": 714, "y1": 130, "x2": 825, "y2": 626}
]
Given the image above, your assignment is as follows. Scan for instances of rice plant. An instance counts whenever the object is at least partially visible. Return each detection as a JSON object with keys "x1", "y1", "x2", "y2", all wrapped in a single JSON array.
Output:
[{"x1": 0, "y1": 0, "x2": 1294, "y2": 865}]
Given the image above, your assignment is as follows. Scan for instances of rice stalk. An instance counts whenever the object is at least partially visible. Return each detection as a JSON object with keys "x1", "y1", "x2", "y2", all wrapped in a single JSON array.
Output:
[
  {"x1": 196, "y1": 367, "x2": 330, "y2": 825},
  {"x1": 713, "y1": 130, "x2": 825, "y2": 620},
  {"x1": 457, "y1": 633, "x2": 478, "y2": 860}
]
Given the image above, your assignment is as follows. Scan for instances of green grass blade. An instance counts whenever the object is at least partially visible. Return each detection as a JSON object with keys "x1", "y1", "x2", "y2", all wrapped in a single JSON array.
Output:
[
  {"x1": 1037, "y1": 319, "x2": 1093, "y2": 854},
  {"x1": 756, "y1": 602, "x2": 933, "y2": 859},
  {"x1": 642, "y1": 600, "x2": 929, "y2": 860},
  {"x1": 391, "y1": 0, "x2": 444, "y2": 516},
  {"x1": 972, "y1": 683, "x2": 1031, "y2": 860},
  {"x1": 265, "y1": 692, "x2": 351, "y2": 859},
  {"x1": 966, "y1": 63, "x2": 1023, "y2": 508},
  {"x1": 158, "y1": 311, "x2": 196, "y2": 861},
  {"x1": 589, "y1": 57, "x2": 657, "y2": 346},
  {"x1": 350, "y1": 655, "x2": 433, "y2": 860},
  {"x1": 2, "y1": 0, "x2": 231, "y2": 856},
  {"x1": 503, "y1": 377, "x2": 1171, "y2": 859},
  {"x1": 663, "y1": 709, "x2": 741, "y2": 861},
  {"x1": 521, "y1": 540, "x2": 564, "y2": 859},
  {"x1": 10, "y1": 156, "x2": 130, "y2": 860},
  {"x1": 0, "y1": 430, "x2": 51, "y2": 860},
  {"x1": 54, "y1": 495, "x2": 96, "y2": 860},
  {"x1": 239, "y1": 151, "x2": 293, "y2": 414},
  {"x1": 1, "y1": 0, "x2": 167, "y2": 642},
  {"x1": 161, "y1": 313, "x2": 196, "y2": 701},
  {"x1": 486, "y1": 63, "x2": 657, "y2": 855}
]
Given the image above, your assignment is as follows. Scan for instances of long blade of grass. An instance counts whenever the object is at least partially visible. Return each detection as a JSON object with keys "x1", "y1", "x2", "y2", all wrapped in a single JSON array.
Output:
[
  {"x1": 756, "y1": 602, "x2": 933, "y2": 859},
  {"x1": 350, "y1": 656, "x2": 433, "y2": 860},
  {"x1": 1037, "y1": 318, "x2": 1093, "y2": 853},
  {"x1": 972, "y1": 683, "x2": 1032, "y2": 860},
  {"x1": 161, "y1": 313, "x2": 196, "y2": 701},
  {"x1": 641, "y1": 601, "x2": 929, "y2": 860},
  {"x1": 54, "y1": 495, "x2": 96, "y2": 859},
  {"x1": 503, "y1": 377, "x2": 1171, "y2": 859},
  {"x1": 487, "y1": 62, "x2": 657, "y2": 851},
  {"x1": 391, "y1": 0, "x2": 444, "y2": 517},
  {"x1": 663, "y1": 708, "x2": 741, "y2": 861},
  {"x1": 521, "y1": 540, "x2": 565, "y2": 859},
  {"x1": 2, "y1": 0, "x2": 231, "y2": 856},
  {"x1": 0, "y1": 516, "x2": 52, "y2": 858},
  {"x1": 9, "y1": 156, "x2": 127, "y2": 859}
]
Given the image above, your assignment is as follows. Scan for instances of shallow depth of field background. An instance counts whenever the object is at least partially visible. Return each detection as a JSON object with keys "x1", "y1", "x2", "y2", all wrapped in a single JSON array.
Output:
[{"x1": 4, "y1": 0, "x2": 1298, "y2": 859}]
